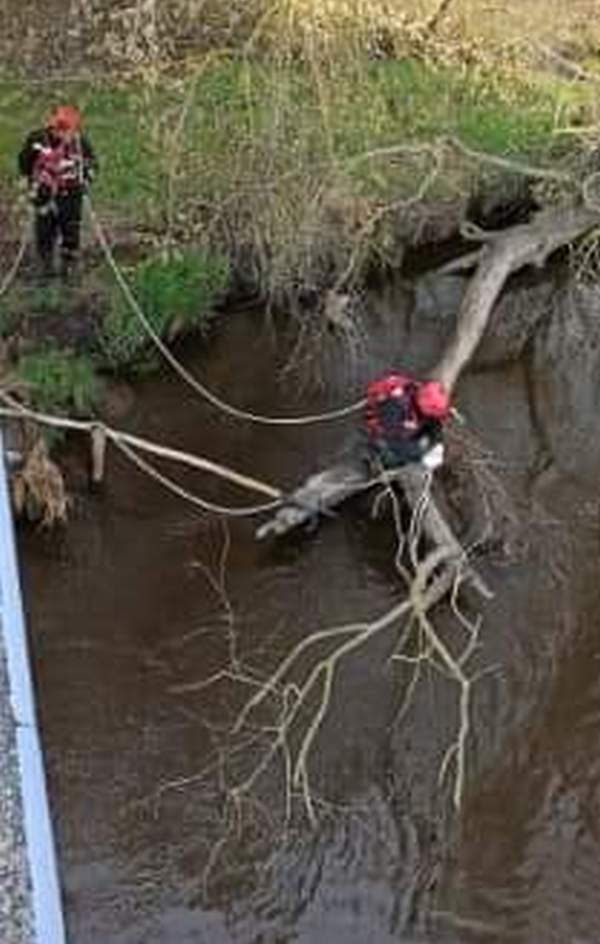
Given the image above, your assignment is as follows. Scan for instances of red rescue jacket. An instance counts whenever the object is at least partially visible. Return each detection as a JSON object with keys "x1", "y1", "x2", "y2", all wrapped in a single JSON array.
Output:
[
  {"x1": 365, "y1": 372, "x2": 421, "y2": 442},
  {"x1": 18, "y1": 128, "x2": 96, "y2": 199},
  {"x1": 34, "y1": 141, "x2": 79, "y2": 195}
]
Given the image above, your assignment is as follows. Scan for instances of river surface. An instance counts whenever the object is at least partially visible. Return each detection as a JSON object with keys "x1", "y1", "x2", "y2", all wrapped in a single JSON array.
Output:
[{"x1": 18, "y1": 273, "x2": 600, "y2": 943}]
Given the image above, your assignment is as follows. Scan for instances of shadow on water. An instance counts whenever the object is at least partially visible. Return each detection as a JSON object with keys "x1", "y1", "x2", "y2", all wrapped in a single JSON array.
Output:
[{"x1": 18, "y1": 269, "x2": 600, "y2": 943}]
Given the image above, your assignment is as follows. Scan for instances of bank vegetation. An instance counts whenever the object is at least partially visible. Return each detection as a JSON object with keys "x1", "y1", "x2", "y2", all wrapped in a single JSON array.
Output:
[{"x1": 0, "y1": 0, "x2": 599, "y2": 478}]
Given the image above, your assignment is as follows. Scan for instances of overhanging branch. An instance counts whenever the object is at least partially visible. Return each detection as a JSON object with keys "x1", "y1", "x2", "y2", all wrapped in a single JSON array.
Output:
[{"x1": 432, "y1": 204, "x2": 600, "y2": 392}]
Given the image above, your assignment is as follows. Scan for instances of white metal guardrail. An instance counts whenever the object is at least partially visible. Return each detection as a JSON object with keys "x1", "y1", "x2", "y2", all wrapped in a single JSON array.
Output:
[{"x1": 0, "y1": 428, "x2": 67, "y2": 944}]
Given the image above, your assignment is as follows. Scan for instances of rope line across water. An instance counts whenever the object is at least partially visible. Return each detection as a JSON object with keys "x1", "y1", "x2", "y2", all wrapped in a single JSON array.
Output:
[
  {"x1": 111, "y1": 436, "x2": 282, "y2": 517},
  {"x1": 0, "y1": 392, "x2": 286, "y2": 518},
  {"x1": 86, "y1": 196, "x2": 366, "y2": 426}
]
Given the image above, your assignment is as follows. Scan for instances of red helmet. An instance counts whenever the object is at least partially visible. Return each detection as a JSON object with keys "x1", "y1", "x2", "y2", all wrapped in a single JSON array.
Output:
[
  {"x1": 415, "y1": 380, "x2": 450, "y2": 419},
  {"x1": 48, "y1": 105, "x2": 82, "y2": 133}
]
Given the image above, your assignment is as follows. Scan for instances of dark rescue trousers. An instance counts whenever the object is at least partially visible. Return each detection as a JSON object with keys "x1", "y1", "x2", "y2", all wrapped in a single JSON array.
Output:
[{"x1": 35, "y1": 189, "x2": 83, "y2": 271}]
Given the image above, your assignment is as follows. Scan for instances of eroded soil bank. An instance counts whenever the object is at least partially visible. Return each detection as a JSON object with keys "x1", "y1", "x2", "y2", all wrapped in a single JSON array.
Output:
[{"x1": 17, "y1": 260, "x2": 600, "y2": 944}]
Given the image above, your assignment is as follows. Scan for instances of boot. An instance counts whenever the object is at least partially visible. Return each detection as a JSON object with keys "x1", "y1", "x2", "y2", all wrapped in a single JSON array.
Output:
[
  {"x1": 36, "y1": 254, "x2": 56, "y2": 283},
  {"x1": 59, "y1": 251, "x2": 78, "y2": 283}
]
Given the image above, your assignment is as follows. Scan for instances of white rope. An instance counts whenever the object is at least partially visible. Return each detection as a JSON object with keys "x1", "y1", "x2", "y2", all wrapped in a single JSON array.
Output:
[
  {"x1": 86, "y1": 196, "x2": 367, "y2": 426},
  {"x1": 0, "y1": 392, "x2": 437, "y2": 525},
  {"x1": 0, "y1": 212, "x2": 31, "y2": 299},
  {"x1": 110, "y1": 437, "x2": 282, "y2": 517},
  {"x1": 582, "y1": 171, "x2": 600, "y2": 214},
  {"x1": 0, "y1": 392, "x2": 285, "y2": 516}
]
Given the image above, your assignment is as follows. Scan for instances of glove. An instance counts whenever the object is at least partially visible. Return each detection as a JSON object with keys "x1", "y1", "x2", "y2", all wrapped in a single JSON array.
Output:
[
  {"x1": 30, "y1": 183, "x2": 52, "y2": 207},
  {"x1": 421, "y1": 442, "x2": 445, "y2": 471},
  {"x1": 36, "y1": 200, "x2": 57, "y2": 217}
]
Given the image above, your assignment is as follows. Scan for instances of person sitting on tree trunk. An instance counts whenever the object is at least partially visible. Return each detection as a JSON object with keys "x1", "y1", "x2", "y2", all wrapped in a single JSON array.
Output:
[
  {"x1": 365, "y1": 372, "x2": 450, "y2": 471},
  {"x1": 18, "y1": 104, "x2": 97, "y2": 280}
]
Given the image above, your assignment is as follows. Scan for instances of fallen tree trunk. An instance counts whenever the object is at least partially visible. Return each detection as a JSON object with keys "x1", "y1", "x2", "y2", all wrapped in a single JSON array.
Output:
[
  {"x1": 257, "y1": 202, "x2": 599, "y2": 572},
  {"x1": 256, "y1": 457, "x2": 493, "y2": 597},
  {"x1": 255, "y1": 458, "x2": 367, "y2": 540},
  {"x1": 432, "y1": 204, "x2": 600, "y2": 391}
]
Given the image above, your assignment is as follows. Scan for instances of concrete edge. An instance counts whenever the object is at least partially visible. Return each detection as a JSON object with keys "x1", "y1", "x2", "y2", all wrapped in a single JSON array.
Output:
[{"x1": 0, "y1": 429, "x2": 67, "y2": 944}]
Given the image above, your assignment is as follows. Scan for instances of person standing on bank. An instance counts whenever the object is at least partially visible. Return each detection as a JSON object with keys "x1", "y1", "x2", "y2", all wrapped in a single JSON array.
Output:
[{"x1": 18, "y1": 104, "x2": 97, "y2": 279}]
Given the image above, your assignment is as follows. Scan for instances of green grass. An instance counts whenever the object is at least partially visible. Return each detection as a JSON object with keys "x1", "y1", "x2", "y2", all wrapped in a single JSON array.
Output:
[
  {"x1": 0, "y1": 51, "x2": 596, "y2": 300},
  {"x1": 0, "y1": 81, "x2": 162, "y2": 224},
  {"x1": 24, "y1": 283, "x2": 65, "y2": 315},
  {"x1": 97, "y1": 248, "x2": 229, "y2": 369},
  {"x1": 0, "y1": 282, "x2": 66, "y2": 338},
  {"x1": 17, "y1": 346, "x2": 101, "y2": 416},
  {"x1": 328, "y1": 59, "x2": 560, "y2": 162},
  {"x1": 0, "y1": 55, "x2": 588, "y2": 219}
]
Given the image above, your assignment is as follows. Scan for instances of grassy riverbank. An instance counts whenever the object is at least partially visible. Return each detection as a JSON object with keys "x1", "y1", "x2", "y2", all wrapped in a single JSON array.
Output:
[
  {"x1": 1, "y1": 49, "x2": 597, "y2": 261},
  {"x1": 0, "y1": 1, "x2": 599, "y2": 420}
]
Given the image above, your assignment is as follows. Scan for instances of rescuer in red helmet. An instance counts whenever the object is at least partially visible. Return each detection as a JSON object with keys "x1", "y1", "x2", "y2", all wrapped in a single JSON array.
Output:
[
  {"x1": 365, "y1": 372, "x2": 450, "y2": 471},
  {"x1": 18, "y1": 104, "x2": 97, "y2": 279}
]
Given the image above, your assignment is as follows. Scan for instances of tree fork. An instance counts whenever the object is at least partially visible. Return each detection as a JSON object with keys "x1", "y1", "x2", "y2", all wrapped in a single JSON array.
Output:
[{"x1": 258, "y1": 202, "x2": 600, "y2": 543}]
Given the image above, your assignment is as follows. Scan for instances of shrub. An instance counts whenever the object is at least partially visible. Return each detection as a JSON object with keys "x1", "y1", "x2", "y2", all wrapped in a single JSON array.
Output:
[
  {"x1": 97, "y1": 248, "x2": 229, "y2": 369},
  {"x1": 17, "y1": 347, "x2": 101, "y2": 416},
  {"x1": 0, "y1": 299, "x2": 19, "y2": 337}
]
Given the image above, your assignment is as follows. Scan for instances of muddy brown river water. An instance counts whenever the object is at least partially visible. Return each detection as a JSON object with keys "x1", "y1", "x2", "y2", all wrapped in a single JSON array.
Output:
[{"x1": 18, "y1": 271, "x2": 600, "y2": 943}]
